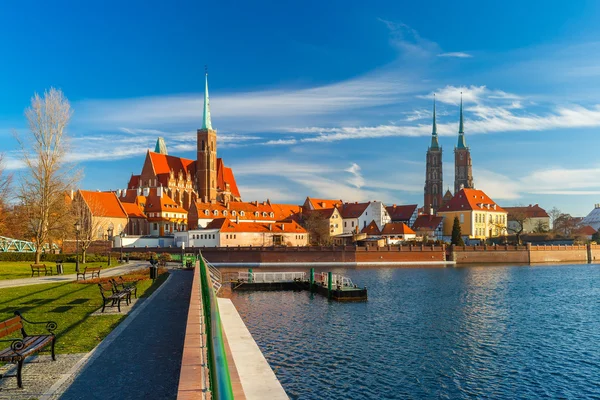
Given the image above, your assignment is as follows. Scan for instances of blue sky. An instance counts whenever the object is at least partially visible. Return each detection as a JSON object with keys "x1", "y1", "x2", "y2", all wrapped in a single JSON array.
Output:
[{"x1": 2, "y1": 0, "x2": 600, "y2": 216}]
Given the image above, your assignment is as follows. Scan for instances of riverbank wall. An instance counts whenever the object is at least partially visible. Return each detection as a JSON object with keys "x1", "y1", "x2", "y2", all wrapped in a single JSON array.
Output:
[
  {"x1": 200, "y1": 245, "x2": 447, "y2": 266},
  {"x1": 452, "y1": 243, "x2": 600, "y2": 264}
]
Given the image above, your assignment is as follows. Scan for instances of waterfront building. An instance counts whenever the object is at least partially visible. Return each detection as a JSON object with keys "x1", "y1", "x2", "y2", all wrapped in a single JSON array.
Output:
[
  {"x1": 581, "y1": 204, "x2": 600, "y2": 231},
  {"x1": 177, "y1": 218, "x2": 308, "y2": 247},
  {"x1": 339, "y1": 201, "x2": 391, "y2": 234},
  {"x1": 188, "y1": 200, "x2": 301, "y2": 229},
  {"x1": 412, "y1": 214, "x2": 444, "y2": 241},
  {"x1": 70, "y1": 190, "x2": 129, "y2": 237},
  {"x1": 424, "y1": 97, "x2": 444, "y2": 213},
  {"x1": 438, "y1": 188, "x2": 507, "y2": 240},
  {"x1": 503, "y1": 204, "x2": 550, "y2": 233},
  {"x1": 303, "y1": 207, "x2": 344, "y2": 238},
  {"x1": 454, "y1": 95, "x2": 474, "y2": 194},
  {"x1": 381, "y1": 222, "x2": 416, "y2": 244},
  {"x1": 385, "y1": 204, "x2": 418, "y2": 227}
]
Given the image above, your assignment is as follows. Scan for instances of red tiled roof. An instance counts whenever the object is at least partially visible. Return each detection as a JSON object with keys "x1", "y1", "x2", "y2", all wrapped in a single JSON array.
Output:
[
  {"x1": 381, "y1": 222, "x2": 415, "y2": 235},
  {"x1": 361, "y1": 220, "x2": 381, "y2": 235},
  {"x1": 128, "y1": 175, "x2": 140, "y2": 188},
  {"x1": 412, "y1": 214, "x2": 444, "y2": 230},
  {"x1": 306, "y1": 197, "x2": 343, "y2": 210},
  {"x1": 148, "y1": 152, "x2": 195, "y2": 175},
  {"x1": 339, "y1": 202, "x2": 370, "y2": 218},
  {"x1": 386, "y1": 204, "x2": 417, "y2": 221},
  {"x1": 440, "y1": 188, "x2": 506, "y2": 213},
  {"x1": 576, "y1": 225, "x2": 596, "y2": 235},
  {"x1": 121, "y1": 202, "x2": 146, "y2": 218},
  {"x1": 503, "y1": 204, "x2": 549, "y2": 218},
  {"x1": 144, "y1": 189, "x2": 187, "y2": 214},
  {"x1": 79, "y1": 191, "x2": 127, "y2": 218},
  {"x1": 195, "y1": 200, "x2": 276, "y2": 221},
  {"x1": 270, "y1": 203, "x2": 303, "y2": 220}
]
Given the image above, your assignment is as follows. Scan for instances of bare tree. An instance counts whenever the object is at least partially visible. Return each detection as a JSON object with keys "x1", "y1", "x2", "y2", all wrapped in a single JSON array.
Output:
[
  {"x1": 548, "y1": 207, "x2": 562, "y2": 232},
  {"x1": 506, "y1": 208, "x2": 529, "y2": 245},
  {"x1": 72, "y1": 192, "x2": 107, "y2": 263},
  {"x1": 15, "y1": 88, "x2": 79, "y2": 263},
  {"x1": 554, "y1": 213, "x2": 578, "y2": 237},
  {"x1": 532, "y1": 219, "x2": 549, "y2": 234},
  {"x1": 0, "y1": 155, "x2": 12, "y2": 235},
  {"x1": 300, "y1": 211, "x2": 331, "y2": 245}
]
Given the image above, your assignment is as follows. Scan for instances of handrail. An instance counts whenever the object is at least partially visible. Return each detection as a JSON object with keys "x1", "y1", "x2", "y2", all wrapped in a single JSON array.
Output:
[{"x1": 199, "y1": 254, "x2": 234, "y2": 400}]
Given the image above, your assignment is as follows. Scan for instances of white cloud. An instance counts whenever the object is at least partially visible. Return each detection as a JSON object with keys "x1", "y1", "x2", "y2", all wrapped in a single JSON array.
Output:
[
  {"x1": 261, "y1": 138, "x2": 297, "y2": 146},
  {"x1": 437, "y1": 52, "x2": 473, "y2": 58},
  {"x1": 345, "y1": 163, "x2": 364, "y2": 188}
]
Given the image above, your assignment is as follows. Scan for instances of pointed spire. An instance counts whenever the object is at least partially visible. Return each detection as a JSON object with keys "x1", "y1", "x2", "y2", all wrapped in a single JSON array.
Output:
[
  {"x1": 202, "y1": 70, "x2": 213, "y2": 130},
  {"x1": 430, "y1": 94, "x2": 439, "y2": 149},
  {"x1": 154, "y1": 137, "x2": 168, "y2": 155},
  {"x1": 457, "y1": 92, "x2": 467, "y2": 149}
]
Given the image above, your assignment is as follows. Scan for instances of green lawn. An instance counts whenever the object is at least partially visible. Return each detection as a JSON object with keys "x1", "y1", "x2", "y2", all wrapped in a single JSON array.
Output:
[
  {"x1": 0, "y1": 271, "x2": 168, "y2": 354},
  {"x1": 0, "y1": 261, "x2": 120, "y2": 280}
]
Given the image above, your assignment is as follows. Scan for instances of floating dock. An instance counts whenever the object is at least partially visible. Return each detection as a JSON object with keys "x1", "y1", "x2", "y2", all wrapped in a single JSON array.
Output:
[{"x1": 227, "y1": 269, "x2": 367, "y2": 302}]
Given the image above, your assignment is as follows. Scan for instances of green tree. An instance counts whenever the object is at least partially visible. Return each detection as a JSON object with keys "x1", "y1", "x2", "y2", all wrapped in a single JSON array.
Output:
[{"x1": 451, "y1": 216, "x2": 464, "y2": 246}]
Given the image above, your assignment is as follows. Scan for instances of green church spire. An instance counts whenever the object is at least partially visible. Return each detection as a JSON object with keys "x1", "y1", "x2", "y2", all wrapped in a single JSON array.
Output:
[
  {"x1": 430, "y1": 95, "x2": 440, "y2": 149},
  {"x1": 457, "y1": 92, "x2": 467, "y2": 149},
  {"x1": 154, "y1": 137, "x2": 168, "y2": 154},
  {"x1": 202, "y1": 72, "x2": 212, "y2": 130}
]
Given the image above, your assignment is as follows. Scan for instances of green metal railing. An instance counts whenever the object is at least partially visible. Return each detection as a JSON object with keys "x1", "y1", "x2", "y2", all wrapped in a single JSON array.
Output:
[{"x1": 198, "y1": 255, "x2": 234, "y2": 399}]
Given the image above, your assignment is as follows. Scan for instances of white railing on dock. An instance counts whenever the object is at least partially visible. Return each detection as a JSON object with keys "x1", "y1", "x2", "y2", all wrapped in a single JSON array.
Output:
[
  {"x1": 314, "y1": 272, "x2": 355, "y2": 288},
  {"x1": 237, "y1": 271, "x2": 306, "y2": 283}
]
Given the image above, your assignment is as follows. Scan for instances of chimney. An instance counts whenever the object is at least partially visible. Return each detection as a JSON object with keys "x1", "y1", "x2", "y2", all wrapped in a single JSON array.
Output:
[
  {"x1": 430, "y1": 206, "x2": 434, "y2": 215},
  {"x1": 137, "y1": 187, "x2": 142, "y2": 196},
  {"x1": 269, "y1": 224, "x2": 272, "y2": 231},
  {"x1": 460, "y1": 184, "x2": 465, "y2": 190},
  {"x1": 157, "y1": 186, "x2": 163, "y2": 197}
]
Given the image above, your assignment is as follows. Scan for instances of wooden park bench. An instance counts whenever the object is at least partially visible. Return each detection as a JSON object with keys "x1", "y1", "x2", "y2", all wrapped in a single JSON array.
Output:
[
  {"x1": 98, "y1": 283, "x2": 130, "y2": 313},
  {"x1": 0, "y1": 311, "x2": 57, "y2": 388},
  {"x1": 76, "y1": 266, "x2": 101, "y2": 281},
  {"x1": 30, "y1": 263, "x2": 52, "y2": 277}
]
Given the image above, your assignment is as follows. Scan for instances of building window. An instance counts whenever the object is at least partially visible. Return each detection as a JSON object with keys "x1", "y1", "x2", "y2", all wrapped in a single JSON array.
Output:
[
  {"x1": 364, "y1": 221, "x2": 366, "y2": 228},
  {"x1": 270, "y1": 212, "x2": 274, "y2": 217},
  {"x1": 240, "y1": 211, "x2": 245, "y2": 216},
  {"x1": 460, "y1": 214, "x2": 464, "y2": 223},
  {"x1": 223, "y1": 210, "x2": 228, "y2": 216},
  {"x1": 344, "y1": 222, "x2": 347, "y2": 227},
  {"x1": 153, "y1": 223, "x2": 158, "y2": 230},
  {"x1": 352, "y1": 221, "x2": 355, "y2": 227},
  {"x1": 231, "y1": 211, "x2": 236, "y2": 216},
  {"x1": 213, "y1": 210, "x2": 218, "y2": 216}
]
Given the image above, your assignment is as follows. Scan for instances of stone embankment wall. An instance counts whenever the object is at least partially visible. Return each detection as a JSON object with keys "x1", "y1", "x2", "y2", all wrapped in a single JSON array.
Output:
[
  {"x1": 199, "y1": 245, "x2": 447, "y2": 264},
  {"x1": 452, "y1": 243, "x2": 600, "y2": 264}
]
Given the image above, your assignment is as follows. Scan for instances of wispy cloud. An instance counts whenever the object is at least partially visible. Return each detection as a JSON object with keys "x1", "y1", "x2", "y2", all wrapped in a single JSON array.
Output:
[
  {"x1": 345, "y1": 163, "x2": 365, "y2": 188},
  {"x1": 437, "y1": 52, "x2": 473, "y2": 58}
]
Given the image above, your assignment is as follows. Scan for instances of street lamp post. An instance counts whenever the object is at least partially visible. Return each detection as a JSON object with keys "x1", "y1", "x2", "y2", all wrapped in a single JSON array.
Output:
[
  {"x1": 75, "y1": 221, "x2": 81, "y2": 273},
  {"x1": 119, "y1": 231, "x2": 125, "y2": 263},
  {"x1": 181, "y1": 242, "x2": 185, "y2": 268},
  {"x1": 107, "y1": 226, "x2": 113, "y2": 267}
]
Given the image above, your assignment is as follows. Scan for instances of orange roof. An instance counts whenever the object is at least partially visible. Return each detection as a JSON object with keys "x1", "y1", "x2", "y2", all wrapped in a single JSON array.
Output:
[
  {"x1": 504, "y1": 204, "x2": 549, "y2": 218},
  {"x1": 304, "y1": 207, "x2": 337, "y2": 219},
  {"x1": 381, "y1": 222, "x2": 415, "y2": 235},
  {"x1": 361, "y1": 220, "x2": 381, "y2": 235},
  {"x1": 144, "y1": 189, "x2": 187, "y2": 214},
  {"x1": 121, "y1": 202, "x2": 146, "y2": 218},
  {"x1": 216, "y1": 159, "x2": 241, "y2": 198},
  {"x1": 195, "y1": 200, "x2": 276, "y2": 221},
  {"x1": 270, "y1": 203, "x2": 302, "y2": 220},
  {"x1": 148, "y1": 152, "x2": 195, "y2": 176},
  {"x1": 205, "y1": 218, "x2": 307, "y2": 233},
  {"x1": 440, "y1": 188, "x2": 506, "y2": 213},
  {"x1": 386, "y1": 204, "x2": 417, "y2": 221},
  {"x1": 128, "y1": 175, "x2": 140, "y2": 188},
  {"x1": 576, "y1": 225, "x2": 596, "y2": 235},
  {"x1": 79, "y1": 190, "x2": 128, "y2": 218},
  {"x1": 306, "y1": 197, "x2": 343, "y2": 210}
]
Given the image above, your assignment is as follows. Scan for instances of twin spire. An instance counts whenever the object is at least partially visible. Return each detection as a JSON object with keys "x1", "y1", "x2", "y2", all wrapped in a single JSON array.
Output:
[
  {"x1": 202, "y1": 72, "x2": 213, "y2": 130},
  {"x1": 430, "y1": 92, "x2": 467, "y2": 149}
]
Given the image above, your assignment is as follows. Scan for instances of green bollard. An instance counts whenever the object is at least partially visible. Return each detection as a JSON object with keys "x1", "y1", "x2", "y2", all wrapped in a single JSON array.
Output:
[
  {"x1": 327, "y1": 271, "x2": 333, "y2": 299},
  {"x1": 310, "y1": 268, "x2": 315, "y2": 292},
  {"x1": 249, "y1": 268, "x2": 253, "y2": 283}
]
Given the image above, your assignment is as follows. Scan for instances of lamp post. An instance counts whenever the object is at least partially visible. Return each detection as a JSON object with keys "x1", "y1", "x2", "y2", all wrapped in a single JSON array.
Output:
[
  {"x1": 74, "y1": 221, "x2": 81, "y2": 273},
  {"x1": 107, "y1": 226, "x2": 113, "y2": 266},
  {"x1": 181, "y1": 242, "x2": 185, "y2": 268},
  {"x1": 119, "y1": 231, "x2": 125, "y2": 263}
]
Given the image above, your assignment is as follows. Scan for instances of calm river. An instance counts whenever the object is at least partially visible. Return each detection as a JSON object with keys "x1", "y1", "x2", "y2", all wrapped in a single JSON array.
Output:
[{"x1": 229, "y1": 264, "x2": 600, "y2": 399}]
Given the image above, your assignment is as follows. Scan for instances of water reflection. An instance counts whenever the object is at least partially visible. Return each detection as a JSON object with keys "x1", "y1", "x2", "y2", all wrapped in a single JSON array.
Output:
[{"x1": 229, "y1": 264, "x2": 600, "y2": 400}]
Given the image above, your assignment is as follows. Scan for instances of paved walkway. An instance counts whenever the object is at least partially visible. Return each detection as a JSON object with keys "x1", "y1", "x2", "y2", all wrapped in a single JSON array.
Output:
[
  {"x1": 60, "y1": 269, "x2": 192, "y2": 400},
  {"x1": 0, "y1": 262, "x2": 150, "y2": 289}
]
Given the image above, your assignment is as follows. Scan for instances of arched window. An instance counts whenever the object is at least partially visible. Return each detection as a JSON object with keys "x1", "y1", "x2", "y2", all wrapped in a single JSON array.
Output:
[
  {"x1": 231, "y1": 211, "x2": 237, "y2": 216},
  {"x1": 240, "y1": 211, "x2": 245, "y2": 217},
  {"x1": 213, "y1": 210, "x2": 218, "y2": 216},
  {"x1": 255, "y1": 211, "x2": 259, "y2": 217},
  {"x1": 204, "y1": 210, "x2": 209, "y2": 216},
  {"x1": 269, "y1": 212, "x2": 274, "y2": 217},
  {"x1": 223, "y1": 210, "x2": 228, "y2": 216},
  {"x1": 201, "y1": 140, "x2": 205, "y2": 151}
]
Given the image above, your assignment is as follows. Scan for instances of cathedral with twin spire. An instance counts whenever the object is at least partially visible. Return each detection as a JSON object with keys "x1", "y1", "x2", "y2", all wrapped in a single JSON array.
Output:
[{"x1": 424, "y1": 95, "x2": 474, "y2": 214}]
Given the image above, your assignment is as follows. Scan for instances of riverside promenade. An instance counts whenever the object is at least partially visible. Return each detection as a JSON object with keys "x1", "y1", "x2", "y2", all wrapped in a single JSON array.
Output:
[{"x1": 60, "y1": 269, "x2": 192, "y2": 400}]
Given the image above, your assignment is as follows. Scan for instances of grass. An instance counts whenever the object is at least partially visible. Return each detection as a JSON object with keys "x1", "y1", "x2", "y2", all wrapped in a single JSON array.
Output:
[
  {"x1": 0, "y1": 269, "x2": 168, "y2": 354},
  {"x1": 0, "y1": 261, "x2": 120, "y2": 280}
]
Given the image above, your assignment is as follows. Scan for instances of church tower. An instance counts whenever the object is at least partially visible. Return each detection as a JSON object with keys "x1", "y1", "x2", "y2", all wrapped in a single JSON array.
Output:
[
  {"x1": 454, "y1": 94, "x2": 474, "y2": 194},
  {"x1": 197, "y1": 73, "x2": 218, "y2": 202},
  {"x1": 424, "y1": 96, "x2": 443, "y2": 213}
]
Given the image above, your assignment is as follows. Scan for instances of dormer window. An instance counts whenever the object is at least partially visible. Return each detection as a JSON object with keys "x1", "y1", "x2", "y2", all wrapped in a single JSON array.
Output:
[
  {"x1": 269, "y1": 212, "x2": 274, "y2": 218},
  {"x1": 223, "y1": 210, "x2": 228, "y2": 216},
  {"x1": 204, "y1": 210, "x2": 209, "y2": 216},
  {"x1": 262, "y1": 212, "x2": 267, "y2": 217},
  {"x1": 231, "y1": 211, "x2": 237, "y2": 216},
  {"x1": 240, "y1": 211, "x2": 245, "y2": 216},
  {"x1": 213, "y1": 210, "x2": 218, "y2": 216},
  {"x1": 254, "y1": 211, "x2": 259, "y2": 217}
]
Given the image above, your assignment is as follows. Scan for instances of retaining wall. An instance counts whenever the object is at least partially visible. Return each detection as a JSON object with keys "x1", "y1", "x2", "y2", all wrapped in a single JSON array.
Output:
[{"x1": 453, "y1": 244, "x2": 599, "y2": 264}]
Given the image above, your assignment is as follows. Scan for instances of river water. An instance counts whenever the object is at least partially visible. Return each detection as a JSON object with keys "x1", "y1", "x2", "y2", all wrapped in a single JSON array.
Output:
[{"x1": 228, "y1": 264, "x2": 600, "y2": 399}]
